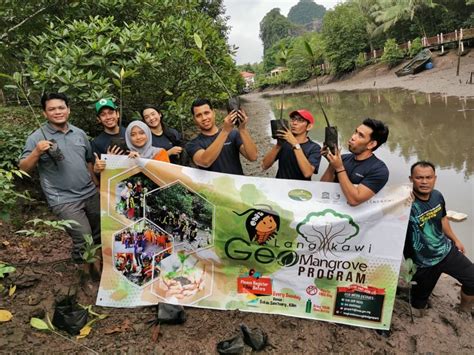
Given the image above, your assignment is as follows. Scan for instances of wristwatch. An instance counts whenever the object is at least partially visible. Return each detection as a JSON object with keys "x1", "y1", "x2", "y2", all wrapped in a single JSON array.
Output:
[{"x1": 292, "y1": 143, "x2": 301, "y2": 150}]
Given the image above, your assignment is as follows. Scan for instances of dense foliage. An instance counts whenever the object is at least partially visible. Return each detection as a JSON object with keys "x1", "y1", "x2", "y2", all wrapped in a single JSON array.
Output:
[
  {"x1": 259, "y1": 8, "x2": 296, "y2": 55},
  {"x1": 287, "y1": 0, "x2": 326, "y2": 25},
  {"x1": 322, "y1": 2, "x2": 369, "y2": 74},
  {"x1": 1, "y1": 0, "x2": 240, "y2": 135},
  {"x1": 256, "y1": 0, "x2": 472, "y2": 81},
  {"x1": 381, "y1": 38, "x2": 405, "y2": 67}
]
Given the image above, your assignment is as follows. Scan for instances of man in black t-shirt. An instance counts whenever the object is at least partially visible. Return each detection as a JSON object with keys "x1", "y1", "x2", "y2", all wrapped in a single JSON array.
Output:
[
  {"x1": 91, "y1": 98, "x2": 126, "y2": 157},
  {"x1": 262, "y1": 109, "x2": 321, "y2": 180},
  {"x1": 404, "y1": 161, "x2": 473, "y2": 313},
  {"x1": 185, "y1": 98, "x2": 258, "y2": 175},
  {"x1": 320, "y1": 118, "x2": 389, "y2": 206}
]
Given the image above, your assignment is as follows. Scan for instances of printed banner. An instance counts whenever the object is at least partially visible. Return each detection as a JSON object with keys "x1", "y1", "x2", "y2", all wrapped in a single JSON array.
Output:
[{"x1": 96, "y1": 155, "x2": 411, "y2": 330}]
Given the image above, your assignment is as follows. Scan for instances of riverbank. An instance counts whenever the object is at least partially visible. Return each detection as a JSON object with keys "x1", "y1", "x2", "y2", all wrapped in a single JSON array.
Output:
[{"x1": 260, "y1": 50, "x2": 474, "y2": 98}]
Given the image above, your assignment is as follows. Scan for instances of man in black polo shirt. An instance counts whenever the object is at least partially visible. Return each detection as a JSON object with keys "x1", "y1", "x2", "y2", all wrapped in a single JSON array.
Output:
[
  {"x1": 91, "y1": 98, "x2": 126, "y2": 157},
  {"x1": 320, "y1": 118, "x2": 389, "y2": 206},
  {"x1": 262, "y1": 109, "x2": 321, "y2": 180},
  {"x1": 185, "y1": 98, "x2": 258, "y2": 175}
]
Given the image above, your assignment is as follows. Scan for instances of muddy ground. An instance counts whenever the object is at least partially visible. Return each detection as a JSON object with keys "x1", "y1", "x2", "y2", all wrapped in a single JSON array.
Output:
[{"x1": 1, "y1": 53, "x2": 473, "y2": 353}]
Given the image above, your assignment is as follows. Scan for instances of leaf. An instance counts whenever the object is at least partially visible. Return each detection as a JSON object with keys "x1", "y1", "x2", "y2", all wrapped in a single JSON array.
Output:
[
  {"x1": 46, "y1": 313, "x2": 55, "y2": 330},
  {"x1": 193, "y1": 33, "x2": 202, "y2": 50},
  {"x1": 120, "y1": 67, "x2": 125, "y2": 80},
  {"x1": 9, "y1": 285, "x2": 16, "y2": 297},
  {"x1": 0, "y1": 310, "x2": 13, "y2": 322},
  {"x1": 31, "y1": 317, "x2": 50, "y2": 330},
  {"x1": 76, "y1": 325, "x2": 92, "y2": 339},
  {"x1": 164, "y1": 89, "x2": 173, "y2": 96}
]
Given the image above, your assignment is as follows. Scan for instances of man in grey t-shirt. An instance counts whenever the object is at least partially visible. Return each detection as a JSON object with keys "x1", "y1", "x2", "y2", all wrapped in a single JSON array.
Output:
[{"x1": 19, "y1": 93, "x2": 100, "y2": 264}]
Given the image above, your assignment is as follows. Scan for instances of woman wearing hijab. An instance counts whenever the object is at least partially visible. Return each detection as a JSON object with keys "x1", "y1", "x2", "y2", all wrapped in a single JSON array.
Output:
[
  {"x1": 94, "y1": 121, "x2": 169, "y2": 174},
  {"x1": 125, "y1": 121, "x2": 170, "y2": 161}
]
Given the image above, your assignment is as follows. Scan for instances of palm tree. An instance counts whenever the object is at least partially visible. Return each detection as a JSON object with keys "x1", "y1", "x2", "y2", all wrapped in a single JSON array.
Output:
[{"x1": 371, "y1": 0, "x2": 439, "y2": 37}]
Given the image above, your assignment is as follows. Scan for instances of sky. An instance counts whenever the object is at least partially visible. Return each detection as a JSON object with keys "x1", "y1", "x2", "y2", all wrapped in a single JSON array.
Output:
[{"x1": 223, "y1": 0, "x2": 342, "y2": 65}]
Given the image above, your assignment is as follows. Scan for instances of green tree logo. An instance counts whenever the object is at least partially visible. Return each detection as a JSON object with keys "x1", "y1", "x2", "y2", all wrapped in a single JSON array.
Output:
[{"x1": 296, "y1": 209, "x2": 359, "y2": 257}]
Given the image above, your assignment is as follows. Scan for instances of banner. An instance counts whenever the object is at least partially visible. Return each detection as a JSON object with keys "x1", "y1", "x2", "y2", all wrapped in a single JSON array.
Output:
[{"x1": 96, "y1": 155, "x2": 411, "y2": 330}]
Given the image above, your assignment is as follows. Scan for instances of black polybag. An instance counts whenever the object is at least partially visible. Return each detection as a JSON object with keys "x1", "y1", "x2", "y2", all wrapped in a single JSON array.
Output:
[
  {"x1": 217, "y1": 334, "x2": 245, "y2": 355},
  {"x1": 52, "y1": 296, "x2": 88, "y2": 335},
  {"x1": 156, "y1": 303, "x2": 186, "y2": 324}
]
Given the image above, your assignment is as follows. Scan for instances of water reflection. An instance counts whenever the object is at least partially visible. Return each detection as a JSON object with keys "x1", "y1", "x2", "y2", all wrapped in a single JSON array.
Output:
[
  {"x1": 267, "y1": 88, "x2": 473, "y2": 257},
  {"x1": 268, "y1": 89, "x2": 473, "y2": 179}
]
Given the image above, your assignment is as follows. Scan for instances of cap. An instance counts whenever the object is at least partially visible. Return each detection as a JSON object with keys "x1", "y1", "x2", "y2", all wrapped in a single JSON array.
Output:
[
  {"x1": 289, "y1": 109, "x2": 314, "y2": 125},
  {"x1": 95, "y1": 98, "x2": 117, "y2": 114}
]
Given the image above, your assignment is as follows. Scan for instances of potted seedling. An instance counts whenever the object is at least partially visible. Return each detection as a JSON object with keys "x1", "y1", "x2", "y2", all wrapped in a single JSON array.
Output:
[
  {"x1": 303, "y1": 40, "x2": 338, "y2": 154},
  {"x1": 193, "y1": 33, "x2": 242, "y2": 126}
]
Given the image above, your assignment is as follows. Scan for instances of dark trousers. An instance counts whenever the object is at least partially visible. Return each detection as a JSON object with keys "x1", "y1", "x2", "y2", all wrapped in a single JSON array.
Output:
[
  {"x1": 51, "y1": 192, "x2": 101, "y2": 263},
  {"x1": 412, "y1": 246, "x2": 474, "y2": 309}
]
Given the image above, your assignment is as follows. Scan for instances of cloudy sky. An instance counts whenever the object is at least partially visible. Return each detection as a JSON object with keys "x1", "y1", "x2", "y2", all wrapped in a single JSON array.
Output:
[{"x1": 223, "y1": 0, "x2": 342, "y2": 64}]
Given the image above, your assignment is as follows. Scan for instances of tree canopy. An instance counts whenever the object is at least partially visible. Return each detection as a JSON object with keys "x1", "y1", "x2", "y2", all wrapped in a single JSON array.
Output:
[
  {"x1": 1, "y1": 0, "x2": 240, "y2": 134},
  {"x1": 259, "y1": 8, "x2": 295, "y2": 55}
]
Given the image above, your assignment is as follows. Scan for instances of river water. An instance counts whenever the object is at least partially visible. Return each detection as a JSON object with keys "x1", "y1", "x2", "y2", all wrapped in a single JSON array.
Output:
[{"x1": 267, "y1": 89, "x2": 473, "y2": 258}]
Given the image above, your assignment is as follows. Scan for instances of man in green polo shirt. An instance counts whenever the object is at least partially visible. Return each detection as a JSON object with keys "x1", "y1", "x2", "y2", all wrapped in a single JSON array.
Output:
[{"x1": 19, "y1": 93, "x2": 100, "y2": 265}]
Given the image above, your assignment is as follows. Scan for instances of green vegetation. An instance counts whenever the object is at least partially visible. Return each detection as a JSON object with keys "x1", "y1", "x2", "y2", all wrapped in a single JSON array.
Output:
[
  {"x1": 1, "y1": 0, "x2": 239, "y2": 135},
  {"x1": 252, "y1": 0, "x2": 472, "y2": 87},
  {"x1": 408, "y1": 37, "x2": 423, "y2": 58},
  {"x1": 381, "y1": 38, "x2": 405, "y2": 67},
  {"x1": 15, "y1": 218, "x2": 80, "y2": 238},
  {"x1": 287, "y1": 0, "x2": 326, "y2": 25}
]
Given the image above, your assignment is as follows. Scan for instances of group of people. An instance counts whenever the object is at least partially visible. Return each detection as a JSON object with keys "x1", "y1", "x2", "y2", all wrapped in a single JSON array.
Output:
[{"x1": 19, "y1": 92, "x2": 473, "y2": 315}]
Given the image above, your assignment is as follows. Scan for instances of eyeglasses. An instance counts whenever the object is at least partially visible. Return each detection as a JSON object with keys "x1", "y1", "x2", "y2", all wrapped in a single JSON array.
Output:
[{"x1": 290, "y1": 116, "x2": 307, "y2": 123}]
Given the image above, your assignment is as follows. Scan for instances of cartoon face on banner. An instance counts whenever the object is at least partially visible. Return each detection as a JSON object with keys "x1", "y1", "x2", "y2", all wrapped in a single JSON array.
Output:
[{"x1": 233, "y1": 205, "x2": 281, "y2": 245}]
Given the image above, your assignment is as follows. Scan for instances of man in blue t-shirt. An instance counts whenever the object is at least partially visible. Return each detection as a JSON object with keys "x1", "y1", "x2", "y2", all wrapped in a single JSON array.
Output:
[
  {"x1": 185, "y1": 98, "x2": 258, "y2": 175},
  {"x1": 404, "y1": 161, "x2": 473, "y2": 313},
  {"x1": 320, "y1": 118, "x2": 389, "y2": 206},
  {"x1": 262, "y1": 109, "x2": 321, "y2": 180}
]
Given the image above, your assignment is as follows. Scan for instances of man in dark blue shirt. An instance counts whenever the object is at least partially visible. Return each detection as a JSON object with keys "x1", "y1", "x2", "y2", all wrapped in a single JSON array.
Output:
[
  {"x1": 404, "y1": 161, "x2": 473, "y2": 313},
  {"x1": 262, "y1": 109, "x2": 321, "y2": 180},
  {"x1": 320, "y1": 118, "x2": 389, "y2": 206},
  {"x1": 185, "y1": 98, "x2": 257, "y2": 175}
]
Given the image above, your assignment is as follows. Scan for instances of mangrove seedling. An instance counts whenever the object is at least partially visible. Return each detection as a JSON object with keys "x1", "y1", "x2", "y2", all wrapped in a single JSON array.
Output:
[
  {"x1": 81, "y1": 234, "x2": 102, "y2": 264},
  {"x1": 16, "y1": 218, "x2": 80, "y2": 238},
  {"x1": 399, "y1": 258, "x2": 417, "y2": 323},
  {"x1": 193, "y1": 33, "x2": 240, "y2": 114}
]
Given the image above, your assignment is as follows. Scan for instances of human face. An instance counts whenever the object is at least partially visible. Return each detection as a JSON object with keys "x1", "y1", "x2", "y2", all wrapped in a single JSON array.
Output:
[
  {"x1": 142, "y1": 108, "x2": 161, "y2": 129},
  {"x1": 290, "y1": 115, "x2": 311, "y2": 136},
  {"x1": 410, "y1": 165, "x2": 436, "y2": 198},
  {"x1": 43, "y1": 99, "x2": 70, "y2": 126},
  {"x1": 130, "y1": 126, "x2": 148, "y2": 148},
  {"x1": 192, "y1": 104, "x2": 215, "y2": 132},
  {"x1": 348, "y1": 124, "x2": 376, "y2": 154},
  {"x1": 97, "y1": 107, "x2": 119, "y2": 129}
]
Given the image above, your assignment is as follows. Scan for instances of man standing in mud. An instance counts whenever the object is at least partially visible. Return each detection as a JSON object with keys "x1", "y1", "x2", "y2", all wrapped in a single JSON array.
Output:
[
  {"x1": 19, "y1": 93, "x2": 101, "y2": 266},
  {"x1": 404, "y1": 161, "x2": 474, "y2": 314},
  {"x1": 262, "y1": 109, "x2": 321, "y2": 180},
  {"x1": 185, "y1": 98, "x2": 258, "y2": 175},
  {"x1": 320, "y1": 118, "x2": 389, "y2": 206}
]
